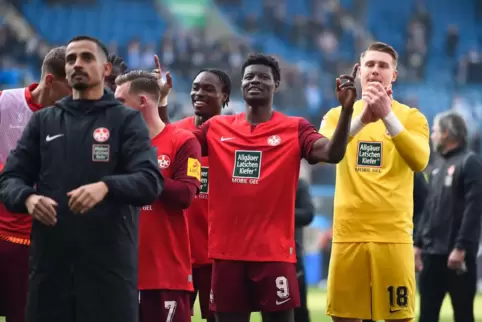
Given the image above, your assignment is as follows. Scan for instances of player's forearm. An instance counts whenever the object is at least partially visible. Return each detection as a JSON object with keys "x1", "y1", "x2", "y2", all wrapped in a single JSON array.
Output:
[
  {"x1": 159, "y1": 178, "x2": 197, "y2": 209},
  {"x1": 348, "y1": 115, "x2": 365, "y2": 141},
  {"x1": 312, "y1": 109, "x2": 353, "y2": 163},
  {"x1": 158, "y1": 104, "x2": 169, "y2": 123},
  {"x1": 384, "y1": 113, "x2": 429, "y2": 171}
]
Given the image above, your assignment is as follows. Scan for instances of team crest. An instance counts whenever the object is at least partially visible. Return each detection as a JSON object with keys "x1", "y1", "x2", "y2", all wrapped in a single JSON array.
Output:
[
  {"x1": 447, "y1": 165, "x2": 455, "y2": 176},
  {"x1": 93, "y1": 127, "x2": 110, "y2": 142},
  {"x1": 158, "y1": 155, "x2": 171, "y2": 168},
  {"x1": 267, "y1": 135, "x2": 281, "y2": 146}
]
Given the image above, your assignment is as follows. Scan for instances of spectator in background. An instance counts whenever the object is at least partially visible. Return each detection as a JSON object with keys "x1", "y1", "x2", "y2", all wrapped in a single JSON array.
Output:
[
  {"x1": 445, "y1": 25, "x2": 459, "y2": 58},
  {"x1": 416, "y1": 111, "x2": 482, "y2": 322}
]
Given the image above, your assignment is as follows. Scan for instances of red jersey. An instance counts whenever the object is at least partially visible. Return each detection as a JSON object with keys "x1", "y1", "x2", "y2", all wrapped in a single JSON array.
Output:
[
  {"x1": 174, "y1": 116, "x2": 211, "y2": 267},
  {"x1": 0, "y1": 84, "x2": 43, "y2": 245},
  {"x1": 193, "y1": 111, "x2": 323, "y2": 263},
  {"x1": 138, "y1": 124, "x2": 201, "y2": 291}
]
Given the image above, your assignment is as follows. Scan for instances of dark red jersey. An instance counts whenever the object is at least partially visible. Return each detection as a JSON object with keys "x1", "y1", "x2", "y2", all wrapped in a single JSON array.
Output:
[
  {"x1": 138, "y1": 124, "x2": 201, "y2": 290},
  {"x1": 174, "y1": 116, "x2": 211, "y2": 267},
  {"x1": 192, "y1": 111, "x2": 323, "y2": 262}
]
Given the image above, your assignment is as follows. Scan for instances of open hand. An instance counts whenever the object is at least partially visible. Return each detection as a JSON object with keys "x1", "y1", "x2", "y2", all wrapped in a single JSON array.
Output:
[
  {"x1": 67, "y1": 182, "x2": 108, "y2": 214},
  {"x1": 362, "y1": 81, "x2": 392, "y2": 118},
  {"x1": 152, "y1": 55, "x2": 172, "y2": 101},
  {"x1": 336, "y1": 64, "x2": 358, "y2": 110},
  {"x1": 25, "y1": 194, "x2": 58, "y2": 226}
]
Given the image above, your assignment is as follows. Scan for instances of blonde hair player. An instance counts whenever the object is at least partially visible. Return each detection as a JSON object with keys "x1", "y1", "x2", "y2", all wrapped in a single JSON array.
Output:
[{"x1": 319, "y1": 42, "x2": 430, "y2": 322}]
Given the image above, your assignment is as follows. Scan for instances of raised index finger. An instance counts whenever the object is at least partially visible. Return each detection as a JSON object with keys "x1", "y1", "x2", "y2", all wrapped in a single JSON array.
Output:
[
  {"x1": 154, "y1": 55, "x2": 161, "y2": 71},
  {"x1": 351, "y1": 63, "x2": 359, "y2": 79}
]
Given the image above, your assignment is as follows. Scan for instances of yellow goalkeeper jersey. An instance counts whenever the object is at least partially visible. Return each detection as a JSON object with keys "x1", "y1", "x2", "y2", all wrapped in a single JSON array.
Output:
[{"x1": 319, "y1": 100, "x2": 430, "y2": 243}]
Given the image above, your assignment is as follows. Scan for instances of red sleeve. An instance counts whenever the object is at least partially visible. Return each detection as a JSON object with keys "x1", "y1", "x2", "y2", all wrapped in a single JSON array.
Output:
[
  {"x1": 192, "y1": 120, "x2": 211, "y2": 156},
  {"x1": 159, "y1": 137, "x2": 201, "y2": 209},
  {"x1": 298, "y1": 118, "x2": 325, "y2": 164}
]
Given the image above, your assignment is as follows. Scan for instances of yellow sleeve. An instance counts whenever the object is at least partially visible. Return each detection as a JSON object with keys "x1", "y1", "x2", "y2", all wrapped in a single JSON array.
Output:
[
  {"x1": 318, "y1": 107, "x2": 341, "y2": 139},
  {"x1": 391, "y1": 108, "x2": 430, "y2": 172}
]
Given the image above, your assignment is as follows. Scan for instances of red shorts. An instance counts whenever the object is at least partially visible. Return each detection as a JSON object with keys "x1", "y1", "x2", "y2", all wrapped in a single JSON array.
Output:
[
  {"x1": 139, "y1": 289, "x2": 191, "y2": 322},
  {"x1": 210, "y1": 260, "x2": 300, "y2": 313},
  {"x1": 191, "y1": 264, "x2": 213, "y2": 319},
  {"x1": 0, "y1": 239, "x2": 29, "y2": 321}
]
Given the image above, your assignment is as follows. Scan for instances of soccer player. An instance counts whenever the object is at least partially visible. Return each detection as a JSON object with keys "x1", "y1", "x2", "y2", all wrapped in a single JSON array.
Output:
[
  {"x1": 0, "y1": 36, "x2": 163, "y2": 322},
  {"x1": 191, "y1": 53, "x2": 357, "y2": 322},
  {"x1": 115, "y1": 70, "x2": 201, "y2": 322},
  {"x1": 319, "y1": 42, "x2": 430, "y2": 322},
  {"x1": 0, "y1": 46, "x2": 70, "y2": 322},
  {"x1": 175, "y1": 68, "x2": 232, "y2": 322},
  {"x1": 105, "y1": 53, "x2": 128, "y2": 91}
]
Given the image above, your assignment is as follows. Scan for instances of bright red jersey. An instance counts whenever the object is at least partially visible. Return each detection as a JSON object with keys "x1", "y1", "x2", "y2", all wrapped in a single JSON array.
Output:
[
  {"x1": 174, "y1": 116, "x2": 211, "y2": 267},
  {"x1": 193, "y1": 111, "x2": 323, "y2": 263},
  {"x1": 138, "y1": 124, "x2": 201, "y2": 291},
  {"x1": 0, "y1": 84, "x2": 43, "y2": 244}
]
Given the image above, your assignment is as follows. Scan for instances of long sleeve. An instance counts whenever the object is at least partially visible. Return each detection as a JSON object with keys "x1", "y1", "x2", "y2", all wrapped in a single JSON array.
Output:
[
  {"x1": 454, "y1": 153, "x2": 482, "y2": 251},
  {"x1": 295, "y1": 179, "x2": 314, "y2": 227},
  {"x1": 0, "y1": 112, "x2": 40, "y2": 213},
  {"x1": 390, "y1": 109, "x2": 430, "y2": 172},
  {"x1": 102, "y1": 111, "x2": 163, "y2": 206},
  {"x1": 159, "y1": 138, "x2": 201, "y2": 209}
]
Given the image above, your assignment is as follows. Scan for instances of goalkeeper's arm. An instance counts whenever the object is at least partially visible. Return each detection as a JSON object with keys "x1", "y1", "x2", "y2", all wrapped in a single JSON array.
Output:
[{"x1": 383, "y1": 109, "x2": 430, "y2": 172}]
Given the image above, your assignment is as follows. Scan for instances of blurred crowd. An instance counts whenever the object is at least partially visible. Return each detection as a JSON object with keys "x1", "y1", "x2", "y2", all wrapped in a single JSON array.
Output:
[{"x1": 1, "y1": 0, "x2": 482, "y2": 133}]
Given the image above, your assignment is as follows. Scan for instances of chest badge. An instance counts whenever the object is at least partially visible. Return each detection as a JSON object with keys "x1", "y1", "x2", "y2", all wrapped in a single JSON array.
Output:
[
  {"x1": 93, "y1": 127, "x2": 110, "y2": 143},
  {"x1": 158, "y1": 155, "x2": 171, "y2": 169},
  {"x1": 267, "y1": 135, "x2": 281, "y2": 146}
]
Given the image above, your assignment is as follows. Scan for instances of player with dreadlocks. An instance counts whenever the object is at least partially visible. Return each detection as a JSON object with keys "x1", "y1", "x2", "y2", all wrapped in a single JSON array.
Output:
[
  {"x1": 105, "y1": 54, "x2": 128, "y2": 92},
  {"x1": 174, "y1": 68, "x2": 232, "y2": 322}
]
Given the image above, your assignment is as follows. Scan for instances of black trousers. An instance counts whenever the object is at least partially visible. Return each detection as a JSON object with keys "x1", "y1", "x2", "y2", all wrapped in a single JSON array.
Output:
[
  {"x1": 418, "y1": 253, "x2": 477, "y2": 322},
  {"x1": 294, "y1": 259, "x2": 310, "y2": 322}
]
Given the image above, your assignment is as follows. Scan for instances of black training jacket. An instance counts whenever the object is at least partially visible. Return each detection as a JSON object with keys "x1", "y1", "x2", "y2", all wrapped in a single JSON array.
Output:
[
  {"x1": 414, "y1": 147, "x2": 482, "y2": 256},
  {"x1": 0, "y1": 90, "x2": 163, "y2": 322}
]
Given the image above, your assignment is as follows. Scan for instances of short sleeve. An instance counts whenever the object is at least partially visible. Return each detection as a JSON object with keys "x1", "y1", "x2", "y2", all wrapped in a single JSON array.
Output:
[
  {"x1": 319, "y1": 107, "x2": 341, "y2": 140},
  {"x1": 298, "y1": 118, "x2": 324, "y2": 161}
]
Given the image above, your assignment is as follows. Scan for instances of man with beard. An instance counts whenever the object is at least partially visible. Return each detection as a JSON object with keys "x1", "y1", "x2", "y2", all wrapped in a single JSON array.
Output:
[
  {"x1": 416, "y1": 111, "x2": 482, "y2": 322},
  {"x1": 0, "y1": 36, "x2": 163, "y2": 322},
  {"x1": 0, "y1": 46, "x2": 71, "y2": 322}
]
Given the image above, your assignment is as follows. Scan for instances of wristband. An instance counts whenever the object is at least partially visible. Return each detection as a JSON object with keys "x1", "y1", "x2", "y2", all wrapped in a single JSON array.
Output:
[
  {"x1": 382, "y1": 111, "x2": 404, "y2": 136},
  {"x1": 349, "y1": 116, "x2": 365, "y2": 136}
]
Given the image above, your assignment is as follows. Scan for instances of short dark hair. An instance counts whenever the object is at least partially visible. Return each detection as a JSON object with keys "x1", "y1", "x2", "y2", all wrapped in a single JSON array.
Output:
[
  {"x1": 434, "y1": 111, "x2": 468, "y2": 148},
  {"x1": 115, "y1": 70, "x2": 161, "y2": 102},
  {"x1": 194, "y1": 68, "x2": 232, "y2": 107},
  {"x1": 108, "y1": 54, "x2": 128, "y2": 74},
  {"x1": 361, "y1": 42, "x2": 398, "y2": 68},
  {"x1": 67, "y1": 35, "x2": 109, "y2": 59},
  {"x1": 42, "y1": 46, "x2": 66, "y2": 79},
  {"x1": 241, "y1": 53, "x2": 281, "y2": 83}
]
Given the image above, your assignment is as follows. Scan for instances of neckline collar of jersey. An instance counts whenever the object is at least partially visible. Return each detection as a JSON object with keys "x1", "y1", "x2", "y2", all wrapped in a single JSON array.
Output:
[{"x1": 25, "y1": 83, "x2": 43, "y2": 112}]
